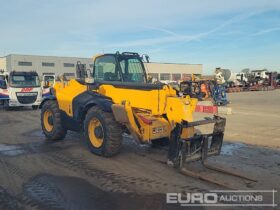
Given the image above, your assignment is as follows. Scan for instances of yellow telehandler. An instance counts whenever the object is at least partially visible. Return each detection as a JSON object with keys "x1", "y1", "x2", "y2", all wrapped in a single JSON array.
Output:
[{"x1": 39, "y1": 52, "x2": 249, "y2": 187}]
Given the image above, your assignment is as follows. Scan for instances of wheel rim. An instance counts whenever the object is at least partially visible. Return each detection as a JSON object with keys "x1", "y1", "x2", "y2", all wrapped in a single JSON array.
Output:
[
  {"x1": 43, "y1": 110, "x2": 54, "y2": 132},
  {"x1": 88, "y1": 118, "x2": 104, "y2": 148}
]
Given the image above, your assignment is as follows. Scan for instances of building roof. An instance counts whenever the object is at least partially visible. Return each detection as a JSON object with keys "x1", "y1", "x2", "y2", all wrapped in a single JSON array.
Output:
[{"x1": 6, "y1": 54, "x2": 91, "y2": 60}]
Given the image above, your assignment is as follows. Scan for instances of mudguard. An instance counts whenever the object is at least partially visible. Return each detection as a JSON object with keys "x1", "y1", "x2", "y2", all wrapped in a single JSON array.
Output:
[
  {"x1": 39, "y1": 95, "x2": 56, "y2": 109},
  {"x1": 72, "y1": 91, "x2": 113, "y2": 122}
]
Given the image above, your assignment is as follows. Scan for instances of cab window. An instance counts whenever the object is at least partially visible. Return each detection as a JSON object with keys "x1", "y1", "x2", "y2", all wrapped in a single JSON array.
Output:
[
  {"x1": 119, "y1": 58, "x2": 145, "y2": 83},
  {"x1": 94, "y1": 55, "x2": 121, "y2": 81}
]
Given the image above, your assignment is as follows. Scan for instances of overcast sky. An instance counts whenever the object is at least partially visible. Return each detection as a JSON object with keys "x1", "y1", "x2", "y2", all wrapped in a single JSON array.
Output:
[{"x1": 0, "y1": 0, "x2": 280, "y2": 74}]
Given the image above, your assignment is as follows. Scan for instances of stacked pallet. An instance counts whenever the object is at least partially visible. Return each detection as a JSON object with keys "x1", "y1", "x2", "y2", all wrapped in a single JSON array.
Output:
[{"x1": 227, "y1": 87, "x2": 243, "y2": 93}]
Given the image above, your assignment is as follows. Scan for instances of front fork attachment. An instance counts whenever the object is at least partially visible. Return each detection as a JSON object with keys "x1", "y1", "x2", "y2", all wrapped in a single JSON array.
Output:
[
  {"x1": 168, "y1": 116, "x2": 226, "y2": 170},
  {"x1": 167, "y1": 123, "x2": 185, "y2": 169}
]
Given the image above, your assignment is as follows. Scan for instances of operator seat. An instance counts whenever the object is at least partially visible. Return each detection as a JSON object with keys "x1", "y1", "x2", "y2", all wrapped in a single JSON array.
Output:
[{"x1": 104, "y1": 72, "x2": 119, "y2": 81}]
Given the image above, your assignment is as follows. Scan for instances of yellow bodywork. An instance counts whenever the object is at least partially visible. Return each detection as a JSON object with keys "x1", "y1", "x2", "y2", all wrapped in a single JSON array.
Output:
[
  {"x1": 98, "y1": 84, "x2": 176, "y2": 115},
  {"x1": 54, "y1": 80, "x2": 87, "y2": 116},
  {"x1": 53, "y1": 78, "x2": 198, "y2": 143}
]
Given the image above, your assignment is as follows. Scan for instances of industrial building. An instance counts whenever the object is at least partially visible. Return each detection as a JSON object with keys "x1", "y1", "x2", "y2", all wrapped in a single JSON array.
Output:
[
  {"x1": 0, "y1": 54, "x2": 202, "y2": 81},
  {"x1": 0, "y1": 54, "x2": 92, "y2": 78},
  {"x1": 144, "y1": 62, "x2": 202, "y2": 81}
]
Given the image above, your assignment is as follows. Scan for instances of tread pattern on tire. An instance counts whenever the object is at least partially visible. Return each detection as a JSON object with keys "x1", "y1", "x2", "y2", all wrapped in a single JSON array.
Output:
[
  {"x1": 3, "y1": 100, "x2": 10, "y2": 111},
  {"x1": 85, "y1": 106, "x2": 123, "y2": 157},
  {"x1": 41, "y1": 100, "x2": 67, "y2": 140}
]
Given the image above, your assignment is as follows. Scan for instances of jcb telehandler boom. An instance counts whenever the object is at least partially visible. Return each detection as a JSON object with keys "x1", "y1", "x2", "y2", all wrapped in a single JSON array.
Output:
[{"x1": 40, "y1": 52, "x2": 226, "y2": 168}]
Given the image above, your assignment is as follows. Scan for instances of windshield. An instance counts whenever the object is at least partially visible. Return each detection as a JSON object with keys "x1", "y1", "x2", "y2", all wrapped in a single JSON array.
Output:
[
  {"x1": 10, "y1": 75, "x2": 40, "y2": 87},
  {"x1": 119, "y1": 57, "x2": 146, "y2": 83},
  {"x1": 94, "y1": 55, "x2": 121, "y2": 82},
  {"x1": 44, "y1": 76, "x2": 55, "y2": 82}
]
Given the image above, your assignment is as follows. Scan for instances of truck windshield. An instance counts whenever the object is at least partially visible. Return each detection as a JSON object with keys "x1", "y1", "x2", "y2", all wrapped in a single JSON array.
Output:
[
  {"x1": 119, "y1": 57, "x2": 146, "y2": 83},
  {"x1": 44, "y1": 76, "x2": 55, "y2": 82},
  {"x1": 10, "y1": 75, "x2": 40, "y2": 87}
]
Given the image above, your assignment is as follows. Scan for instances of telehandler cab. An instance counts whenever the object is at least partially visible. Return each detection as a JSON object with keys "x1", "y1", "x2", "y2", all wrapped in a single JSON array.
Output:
[{"x1": 40, "y1": 52, "x2": 226, "y2": 171}]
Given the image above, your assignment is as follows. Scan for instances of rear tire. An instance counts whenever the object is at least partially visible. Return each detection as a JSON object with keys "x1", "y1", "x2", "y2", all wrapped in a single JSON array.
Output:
[
  {"x1": 41, "y1": 100, "x2": 67, "y2": 140},
  {"x1": 84, "y1": 106, "x2": 123, "y2": 157}
]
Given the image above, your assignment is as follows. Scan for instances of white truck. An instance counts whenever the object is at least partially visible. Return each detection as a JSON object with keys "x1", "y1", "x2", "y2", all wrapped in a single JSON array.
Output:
[
  {"x1": 215, "y1": 68, "x2": 248, "y2": 86},
  {"x1": 0, "y1": 70, "x2": 42, "y2": 110}
]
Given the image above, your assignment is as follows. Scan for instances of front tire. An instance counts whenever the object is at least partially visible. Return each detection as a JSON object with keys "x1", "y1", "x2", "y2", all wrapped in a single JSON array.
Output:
[
  {"x1": 41, "y1": 100, "x2": 67, "y2": 140},
  {"x1": 32, "y1": 105, "x2": 39, "y2": 110},
  {"x1": 3, "y1": 100, "x2": 10, "y2": 111},
  {"x1": 84, "y1": 106, "x2": 123, "y2": 157}
]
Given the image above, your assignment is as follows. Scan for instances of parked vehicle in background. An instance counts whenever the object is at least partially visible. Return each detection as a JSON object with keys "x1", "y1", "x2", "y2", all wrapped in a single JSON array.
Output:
[
  {"x1": 0, "y1": 72, "x2": 9, "y2": 102},
  {"x1": 251, "y1": 69, "x2": 269, "y2": 80},
  {"x1": 215, "y1": 68, "x2": 248, "y2": 87},
  {"x1": 277, "y1": 73, "x2": 280, "y2": 87},
  {"x1": 215, "y1": 68, "x2": 278, "y2": 92},
  {"x1": 0, "y1": 70, "x2": 42, "y2": 110}
]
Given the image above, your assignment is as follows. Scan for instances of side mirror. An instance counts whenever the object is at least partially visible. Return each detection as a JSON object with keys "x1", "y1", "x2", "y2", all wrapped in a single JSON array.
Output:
[
  {"x1": 43, "y1": 81, "x2": 50, "y2": 88},
  {"x1": 0, "y1": 80, "x2": 7, "y2": 89},
  {"x1": 85, "y1": 69, "x2": 95, "y2": 84},
  {"x1": 76, "y1": 61, "x2": 86, "y2": 80},
  {"x1": 147, "y1": 75, "x2": 153, "y2": 83},
  {"x1": 141, "y1": 54, "x2": 150, "y2": 63},
  {"x1": 145, "y1": 55, "x2": 150, "y2": 63}
]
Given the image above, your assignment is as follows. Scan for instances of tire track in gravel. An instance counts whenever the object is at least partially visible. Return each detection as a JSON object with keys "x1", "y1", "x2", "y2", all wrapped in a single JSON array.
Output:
[
  {"x1": 19, "y1": 125, "x2": 208, "y2": 194},
  {"x1": 42, "y1": 151, "x2": 135, "y2": 193},
  {"x1": 0, "y1": 149, "x2": 190, "y2": 210},
  {"x1": 0, "y1": 158, "x2": 41, "y2": 210},
  {"x1": 0, "y1": 158, "x2": 75, "y2": 210},
  {"x1": 0, "y1": 132, "x2": 207, "y2": 206},
  {"x1": 17, "y1": 133, "x2": 208, "y2": 195},
  {"x1": 41, "y1": 149, "x2": 207, "y2": 195},
  {"x1": 0, "y1": 158, "x2": 29, "y2": 180},
  {"x1": 22, "y1": 175, "x2": 74, "y2": 210},
  {"x1": 0, "y1": 147, "x2": 183, "y2": 209},
  {"x1": 0, "y1": 113, "x2": 22, "y2": 125},
  {"x1": 0, "y1": 140, "x2": 132, "y2": 194},
  {"x1": 0, "y1": 186, "x2": 23, "y2": 210}
]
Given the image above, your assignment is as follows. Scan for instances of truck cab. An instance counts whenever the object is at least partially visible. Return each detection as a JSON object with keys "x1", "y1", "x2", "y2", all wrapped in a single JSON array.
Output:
[{"x1": 0, "y1": 71, "x2": 42, "y2": 110}]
